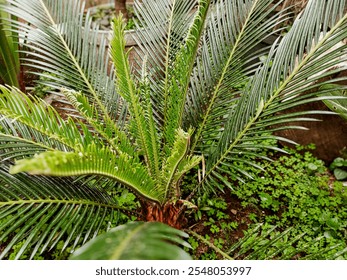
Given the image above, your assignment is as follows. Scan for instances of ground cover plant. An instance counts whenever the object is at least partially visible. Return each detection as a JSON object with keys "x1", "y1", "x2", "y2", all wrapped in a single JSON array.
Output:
[
  {"x1": 0, "y1": 0, "x2": 346, "y2": 259},
  {"x1": 185, "y1": 145, "x2": 347, "y2": 260}
]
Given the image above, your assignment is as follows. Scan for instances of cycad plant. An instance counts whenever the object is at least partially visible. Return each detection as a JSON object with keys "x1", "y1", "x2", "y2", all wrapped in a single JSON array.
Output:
[{"x1": 0, "y1": 0, "x2": 346, "y2": 259}]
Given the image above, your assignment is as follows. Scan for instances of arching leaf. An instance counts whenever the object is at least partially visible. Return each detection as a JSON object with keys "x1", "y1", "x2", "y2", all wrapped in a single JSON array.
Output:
[
  {"x1": 202, "y1": 0, "x2": 347, "y2": 190},
  {"x1": 0, "y1": 165, "x2": 119, "y2": 260},
  {"x1": 9, "y1": 143, "x2": 161, "y2": 203},
  {"x1": 70, "y1": 221, "x2": 191, "y2": 260}
]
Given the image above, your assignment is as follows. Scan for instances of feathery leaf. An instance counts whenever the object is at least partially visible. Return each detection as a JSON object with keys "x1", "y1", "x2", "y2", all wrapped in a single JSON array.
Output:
[
  {"x1": 70, "y1": 221, "x2": 191, "y2": 260},
  {"x1": 0, "y1": 164, "x2": 118, "y2": 260},
  {"x1": 10, "y1": 143, "x2": 161, "y2": 203}
]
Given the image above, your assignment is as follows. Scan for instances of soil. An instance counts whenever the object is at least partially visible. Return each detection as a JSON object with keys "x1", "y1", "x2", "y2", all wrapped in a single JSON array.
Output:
[
  {"x1": 275, "y1": 69, "x2": 347, "y2": 163},
  {"x1": 185, "y1": 189, "x2": 261, "y2": 259}
]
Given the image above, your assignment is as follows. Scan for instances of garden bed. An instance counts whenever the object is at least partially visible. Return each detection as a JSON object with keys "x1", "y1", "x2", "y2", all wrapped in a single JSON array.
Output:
[
  {"x1": 184, "y1": 145, "x2": 347, "y2": 260},
  {"x1": 1, "y1": 0, "x2": 346, "y2": 261}
]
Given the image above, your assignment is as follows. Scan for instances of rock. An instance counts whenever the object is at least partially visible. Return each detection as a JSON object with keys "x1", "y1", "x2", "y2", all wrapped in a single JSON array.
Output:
[{"x1": 100, "y1": 18, "x2": 110, "y2": 27}]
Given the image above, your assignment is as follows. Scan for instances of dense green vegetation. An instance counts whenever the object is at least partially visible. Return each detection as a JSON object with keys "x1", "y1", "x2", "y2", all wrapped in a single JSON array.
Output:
[
  {"x1": 185, "y1": 145, "x2": 347, "y2": 259},
  {"x1": 0, "y1": 0, "x2": 346, "y2": 260},
  {"x1": 3, "y1": 145, "x2": 346, "y2": 260}
]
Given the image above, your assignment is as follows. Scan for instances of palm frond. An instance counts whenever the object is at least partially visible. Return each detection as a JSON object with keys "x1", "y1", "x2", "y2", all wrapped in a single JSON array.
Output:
[
  {"x1": 191, "y1": 224, "x2": 347, "y2": 260},
  {"x1": 1, "y1": 0, "x2": 126, "y2": 125},
  {"x1": 188, "y1": 0, "x2": 289, "y2": 151},
  {"x1": 163, "y1": 0, "x2": 211, "y2": 148},
  {"x1": 0, "y1": 6, "x2": 20, "y2": 87},
  {"x1": 159, "y1": 129, "x2": 200, "y2": 200},
  {"x1": 131, "y1": 0, "x2": 197, "y2": 125},
  {"x1": 110, "y1": 16, "x2": 160, "y2": 179},
  {"x1": 227, "y1": 224, "x2": 346, "y2": 260},
  {"x1": 70, "y1": 221, "x2": 192, "y2": 260},
  {"x1": 172, "y1": 155, "x2": 202, "y2": 193},
  {"x1": 0, "y1": 164, "x2": 119, "y2": 260},
  {"x1": 0, "y1": 86, "x2": 95, "y2": 160},
  {"x1": 63, "y1": 89, "x2": 134, "y2": 156},
  {"x1": 9, "y1": 143, "x2": 162, "y2": 204},
  {"x1": 231, "y1": 224, "x2": 346, "y2": 260},
  {"x1": 320, "y1": 84, "x2": 347, "y2": 120},
  {"x1": 203, "y1": 0, "x2": 347, "y2": 190}
]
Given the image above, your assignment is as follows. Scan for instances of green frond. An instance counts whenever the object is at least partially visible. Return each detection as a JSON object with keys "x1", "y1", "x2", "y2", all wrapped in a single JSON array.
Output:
[
  {"x1": 189, "y1": 0, "x2": 289, "y2": 151},
  {"x1": 319, "y1": 84, "x2": 347, "y2": 120},
  {"x1": 9, "y1": 143, "x2": 161, "y2": 203},
  {"x1": 173, "y1": 155, "x2": 202, "y2": 187},
  {"x1": 111, "y1": 16, "x2": 138, "y2": 104},
  {"x1": 226, "y1": 224, "x2": 346, "y2": 260},
  {"x1": 0, "y1": 165, "x2": 118, "y2": 260},
  {"x1": 0, "y1": 134, "x2": 48, "y2": 162},
  {"x1": 159, "y1": 128, "x2": 199, "y2": 200},
  {"x1": 131, "y1": 0, "x2": 197, "y2": 125},
  {"x1": 63, "y1": 89, "x2": 134, "y2": 156},
  {"x1": 163, "y1": 0, "x2": 211, "y2": 148},
  {"x1": 70, "y1": 221, "x2": 191, "y2": 260},
  {"x1": 0, "y1": 86, "x2": 95, "y2": 159},
  {"x1": 1, "y1": 0, "x2": 125, "y2": 125},
  {"x1": 137, "y1": 60, "x2": 162, "y2": 175},
  {"x1": 110, "y1": 16, "x2": 160, "y2": 179},
  {"x1": 203, "y1": 0, "x2": 347, "y2": 190}
]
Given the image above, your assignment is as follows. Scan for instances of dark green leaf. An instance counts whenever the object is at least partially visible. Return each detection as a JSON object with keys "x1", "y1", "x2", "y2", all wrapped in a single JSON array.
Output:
[
  {"x1": 70, "y1": 222, "x2": 192, "y2": 260},
  {"x1": 334, "y1": 168, "x2": 347, "y2": 180}
]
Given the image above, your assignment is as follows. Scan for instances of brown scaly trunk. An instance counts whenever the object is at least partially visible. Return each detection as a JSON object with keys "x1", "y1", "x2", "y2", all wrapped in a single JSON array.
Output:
[
  {"x1": 140, "y1": 201, "x2": 188, "y2": 230},
  {"x1": 115, "y1": 0, "x2": 128, "y2": 20}
]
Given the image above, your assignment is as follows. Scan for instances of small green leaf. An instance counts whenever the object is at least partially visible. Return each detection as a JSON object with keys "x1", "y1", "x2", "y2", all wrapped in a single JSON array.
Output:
[
  {"x1": 331, "y1": 157, "x2": 347, "y2": 168},
  {"x1": 334, "y1": 168, "x2": 347, "y2": 181},
  {"x1": 326, "y1": 217, "x2": 340, "y2": 231},
  {"x1": 259, "y1": 192, "x2": 272, "y2": 207},
  {"x1": 324, "y1": 231, "x2": 334, "y2": 239},
  {"x1": 307, "y1": 163, "x2": 318, "y2": 171}
]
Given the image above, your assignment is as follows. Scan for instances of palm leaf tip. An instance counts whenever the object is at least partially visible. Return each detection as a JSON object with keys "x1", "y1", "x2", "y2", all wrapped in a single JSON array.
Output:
[
  {"x1": 9, "y1": 152, "x2": 67, "y2": 175},
  {"x1": 8, "y1": 145, "x2": 163, "y2": 203}
]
